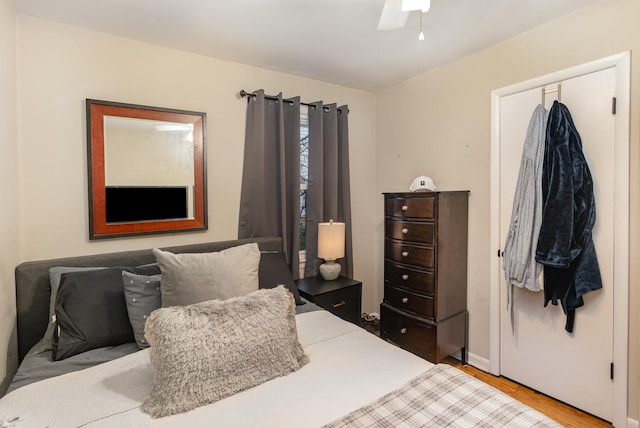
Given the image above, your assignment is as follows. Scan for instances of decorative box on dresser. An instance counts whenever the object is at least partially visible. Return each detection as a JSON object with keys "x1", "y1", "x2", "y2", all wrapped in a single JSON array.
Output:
[{"x1": 380, "y1": 191, "x2": 469, "y2": 364}]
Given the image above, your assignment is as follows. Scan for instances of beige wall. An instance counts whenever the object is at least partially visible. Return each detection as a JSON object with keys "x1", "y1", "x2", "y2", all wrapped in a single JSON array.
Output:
[
  {"x1": 0, "y1": 0, "x2": 18, "y2": 395},
  {"x1": 376, "y1": 0, "x2": 639, "y2": 420},
  {"x1": 11, "y1": 14, "x2": 378, "y2": 381}
]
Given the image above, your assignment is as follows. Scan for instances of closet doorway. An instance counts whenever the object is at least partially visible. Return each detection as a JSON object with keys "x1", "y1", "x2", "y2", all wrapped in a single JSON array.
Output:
[{"x1": 489, "y1": 52, "x2": 629, "y2": 426}]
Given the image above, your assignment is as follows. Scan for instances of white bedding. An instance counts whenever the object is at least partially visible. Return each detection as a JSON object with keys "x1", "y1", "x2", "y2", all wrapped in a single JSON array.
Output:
[{"x1": 0, "y1": 311, "x2": 433, "y2": 428}]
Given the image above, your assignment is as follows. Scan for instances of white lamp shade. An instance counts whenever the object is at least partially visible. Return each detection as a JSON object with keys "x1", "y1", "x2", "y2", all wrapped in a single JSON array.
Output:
[{"x1": 318, "y1": 221, "x2": 345, "y2": 261}]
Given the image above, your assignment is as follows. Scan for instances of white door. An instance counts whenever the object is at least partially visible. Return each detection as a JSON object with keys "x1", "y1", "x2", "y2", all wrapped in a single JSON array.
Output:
[{"x1": 498, "y1": 68, "x2": 616, "y2": 421}]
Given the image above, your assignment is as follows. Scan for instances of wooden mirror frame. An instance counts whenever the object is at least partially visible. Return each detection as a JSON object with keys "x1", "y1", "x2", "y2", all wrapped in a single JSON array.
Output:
[{"x1": 87, "y1": 99, "x2": 207, "y2": 239}]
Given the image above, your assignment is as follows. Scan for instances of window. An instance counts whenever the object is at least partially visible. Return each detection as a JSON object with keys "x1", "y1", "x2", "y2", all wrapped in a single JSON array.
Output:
[{"x1": 300, "y1": 105, "x2": 309, "y2": 252}]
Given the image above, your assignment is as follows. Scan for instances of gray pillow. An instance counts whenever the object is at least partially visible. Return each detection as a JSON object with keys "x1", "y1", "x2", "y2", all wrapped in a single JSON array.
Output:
[
  {"x1": 53, "y1": 268, "x2": 135, "y2": 360},
  {"x1": 122, "y1": 271, "x2": 162, "y2": 349},
  {"x1": 43, "y1": 263, "x2": 161, "y2": 351},
  {"x1": 43, "y1": 267, "x2": 106, "y2": 351},
  {"x1": 142, "y1": 286, "x2": 308, "y2": 418},
  {"x1": 153, "y1": 243, "x2": 260, "y2": 307}
]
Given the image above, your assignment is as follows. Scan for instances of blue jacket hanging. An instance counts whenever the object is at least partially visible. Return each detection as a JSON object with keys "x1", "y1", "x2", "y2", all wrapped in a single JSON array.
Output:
[{"x1": 535, "y1": 101, "x2": 602, "y2": 333}]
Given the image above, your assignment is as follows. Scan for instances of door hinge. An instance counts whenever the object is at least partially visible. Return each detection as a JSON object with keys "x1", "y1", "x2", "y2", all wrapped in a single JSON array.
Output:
[
  {"x1": 610, "y1": 362, "x2": 614, "y2": 380},
  {"x1": 497, "y1": 249, "x2": 502, "y2": 258},
  {"x1": 612, "y1": 97, "x2": 617, "y2": 115}
]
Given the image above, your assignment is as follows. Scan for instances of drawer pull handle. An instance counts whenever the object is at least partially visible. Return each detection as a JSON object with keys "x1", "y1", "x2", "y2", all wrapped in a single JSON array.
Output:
[
  {"x1": 401, "y1": 297, "x2": 409, "y2": 304},
  {"x1": 401, "y1": 205, "x2": 408, "y2": 211},
  {"x1": 401, "y1": 228, "x2": 409, "y2": 234},
  {"x1": 332, "y1": 301, "x2": 347, "y2": 308},
  {"x1": 400, "y1": 328, "x2": 407, "y2": 334},
  {"x1": 401, "y1": 251, "x2": 409, "y2": 257},
  {"x1": 402, "y1": 274, "x2": 409, "y2": 280}
]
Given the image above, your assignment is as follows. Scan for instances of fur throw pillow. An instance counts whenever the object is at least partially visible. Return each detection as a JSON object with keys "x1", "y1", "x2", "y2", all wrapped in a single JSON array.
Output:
[{"x1": 142, "y1": 286, "x2": 308, "y2": 418}]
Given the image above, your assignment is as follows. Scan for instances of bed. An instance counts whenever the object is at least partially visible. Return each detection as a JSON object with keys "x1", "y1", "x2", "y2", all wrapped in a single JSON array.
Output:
[{"x1": 0, "y1": 237, "x2": 562, "y2": 427}]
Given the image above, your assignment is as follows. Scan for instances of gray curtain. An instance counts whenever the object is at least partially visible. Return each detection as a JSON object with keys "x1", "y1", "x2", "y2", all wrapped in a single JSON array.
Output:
[
  {"x1": 304, "y1": 102, "x2": 353, "y2": 278},
  {"x1": 238, "y1": 90, "x2": 301, "y2": 276}
]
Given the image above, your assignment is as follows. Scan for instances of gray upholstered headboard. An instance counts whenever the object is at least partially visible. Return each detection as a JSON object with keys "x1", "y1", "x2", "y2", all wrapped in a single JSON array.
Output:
[{"x1": 14, "y1": 236, "x2": 283, "y2": 362}]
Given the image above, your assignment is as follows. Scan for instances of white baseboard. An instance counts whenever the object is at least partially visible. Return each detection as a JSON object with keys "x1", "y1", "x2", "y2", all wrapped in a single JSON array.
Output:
[
  {"x1": 466, "y1": 352, "x2": 490, "y2": 372},
  {"x1": 628, "y1": 417, "x2": 639, "y2": 428},
  {"x1": 445, "y1": 351, "x2": 490, "y2": 373}
]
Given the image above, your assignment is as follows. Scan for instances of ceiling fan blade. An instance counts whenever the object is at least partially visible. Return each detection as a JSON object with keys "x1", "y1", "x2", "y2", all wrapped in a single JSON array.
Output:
[{"x1": 377, "y1": 0, "x2": 409, "y2": 30}]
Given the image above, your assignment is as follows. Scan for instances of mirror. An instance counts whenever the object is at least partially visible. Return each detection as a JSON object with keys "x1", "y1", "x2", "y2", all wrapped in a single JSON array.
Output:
[{"x1": 87, "y1": 99, "x2": 207, "y2": 239}]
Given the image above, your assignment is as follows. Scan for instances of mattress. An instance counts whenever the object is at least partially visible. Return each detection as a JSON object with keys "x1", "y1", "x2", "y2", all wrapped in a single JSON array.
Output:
[{"x1": 0, "y1": 310, "x2": 433, "y2": 427}]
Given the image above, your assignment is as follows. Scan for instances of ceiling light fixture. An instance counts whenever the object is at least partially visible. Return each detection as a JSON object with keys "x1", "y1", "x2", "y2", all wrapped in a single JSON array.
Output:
[
  {"x1": 378, "y1": 0, "x2": 431, "y2": 40},
  {"x1": 401, "y1": 0, "x2": 430, "y2": 13}
]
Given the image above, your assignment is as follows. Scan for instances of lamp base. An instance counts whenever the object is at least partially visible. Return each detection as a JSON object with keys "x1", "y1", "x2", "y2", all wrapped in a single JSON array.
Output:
[{"x1": 319, "y1": 260, "x2": 341, "y2": 281}]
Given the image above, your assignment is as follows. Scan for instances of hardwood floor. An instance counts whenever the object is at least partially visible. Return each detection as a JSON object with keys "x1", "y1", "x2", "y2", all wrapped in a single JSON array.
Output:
[{"x1": 443, "y1": 357, "x2": 612, "y2": 428}]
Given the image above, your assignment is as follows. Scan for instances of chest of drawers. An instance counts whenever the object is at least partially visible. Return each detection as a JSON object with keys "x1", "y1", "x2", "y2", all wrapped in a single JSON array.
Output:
[{"x1": 380, "y1": 191, "x2": 469, "y2": 364}]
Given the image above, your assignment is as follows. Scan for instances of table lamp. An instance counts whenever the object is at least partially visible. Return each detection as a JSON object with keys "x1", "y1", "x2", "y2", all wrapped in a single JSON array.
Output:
[{"x1": 318, "y1": 220, "x2": 345, "y2": 280}]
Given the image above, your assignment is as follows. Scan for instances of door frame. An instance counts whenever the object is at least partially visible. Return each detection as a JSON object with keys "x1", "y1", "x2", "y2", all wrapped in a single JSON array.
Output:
[{"x1": 489, "y1": 51, "x2": 630, "y2": 426}]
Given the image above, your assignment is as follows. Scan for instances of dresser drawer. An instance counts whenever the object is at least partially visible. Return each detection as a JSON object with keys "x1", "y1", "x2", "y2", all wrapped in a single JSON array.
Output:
[
  {"x1": 296, "y1": 276, "x2": 362, "y2": 326},
  {"x1": 385, "y1": 219, "x2": 434, "y2": 244},
  {"x1": 384, "y1": 283, "x2": 434, "y2": 319},
  {"x1": 385, "y1": 240, "x2": 434, "y2": 268},
  {"x1": 384, "y1": 260, "x2": 434, "y2": 294},
  {"x1": 385, "y1": 196, "x2": 435, "y2": 219},
  {"x1": 380, "y1": 304, "x2": 434, "y2": 358},
  {"x1": 311, "y1": 285, "x2": 361, "y2": 324}
]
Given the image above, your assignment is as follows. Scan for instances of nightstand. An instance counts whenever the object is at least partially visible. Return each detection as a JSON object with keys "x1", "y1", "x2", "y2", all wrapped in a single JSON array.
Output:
[{"x1": 295, "y1": 276, "x2": 362, "y2": 325}]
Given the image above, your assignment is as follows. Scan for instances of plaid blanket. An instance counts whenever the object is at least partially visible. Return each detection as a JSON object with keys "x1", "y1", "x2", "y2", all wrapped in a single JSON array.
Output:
[{"x1": 323, "y1": 364, "x2": 563, "y2": 428}]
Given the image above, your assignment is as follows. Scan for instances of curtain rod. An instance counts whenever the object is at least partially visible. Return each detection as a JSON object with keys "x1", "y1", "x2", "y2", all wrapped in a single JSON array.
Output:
[{"x1": 239, "y1": 90, "x2": 348, "y2": 114}]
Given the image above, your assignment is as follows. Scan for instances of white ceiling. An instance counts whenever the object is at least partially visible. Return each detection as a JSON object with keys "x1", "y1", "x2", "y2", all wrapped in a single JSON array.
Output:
[{"x1": 15, "y1": 0, "x2": 599, "y2": 92}]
